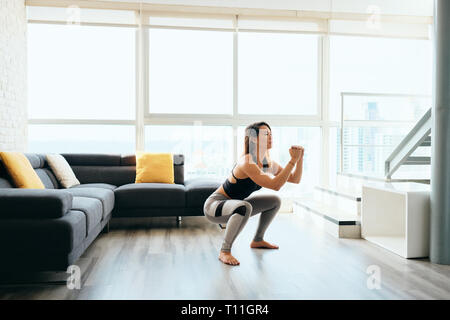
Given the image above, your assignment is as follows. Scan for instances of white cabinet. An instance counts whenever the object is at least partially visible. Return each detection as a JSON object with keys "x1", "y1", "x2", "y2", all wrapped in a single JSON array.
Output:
[{"x1": 361, "y1": 182, "x2": 430, "y2": 258}]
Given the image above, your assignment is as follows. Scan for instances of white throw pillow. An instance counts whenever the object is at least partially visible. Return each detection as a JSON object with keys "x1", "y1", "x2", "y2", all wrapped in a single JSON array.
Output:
[{"x1": 46, "y1": 154, "x2": 80, "y2": 188}]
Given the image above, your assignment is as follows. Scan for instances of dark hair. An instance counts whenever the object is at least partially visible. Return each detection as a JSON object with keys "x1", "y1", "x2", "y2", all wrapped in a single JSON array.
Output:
[{"x1": 244, "y1": 122, "x2": 271, "y2": 166}]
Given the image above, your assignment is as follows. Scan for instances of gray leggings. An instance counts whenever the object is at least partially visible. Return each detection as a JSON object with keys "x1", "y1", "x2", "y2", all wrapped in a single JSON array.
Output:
[{"x1": 203, "y1": 192, "x2": 282, "y2": 252}]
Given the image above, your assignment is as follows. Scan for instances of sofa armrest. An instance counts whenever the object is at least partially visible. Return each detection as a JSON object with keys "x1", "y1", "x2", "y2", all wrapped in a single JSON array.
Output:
[
  {"x1": 0, "y1": 189, "x2": 73, "y2": 219},
  {"x1": 184, "y1": 178, "x2": 222, "y2": 208}
]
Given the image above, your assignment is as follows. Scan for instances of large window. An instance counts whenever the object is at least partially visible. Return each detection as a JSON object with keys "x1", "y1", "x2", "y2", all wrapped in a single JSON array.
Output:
[
  {"x1": 238, "y1": 32, "x2": 319, "y2": 115},
  {"x1": 329, "y1": 36, "x2": 432, "y2": 177},
  {"x1": 145, "y1": 125, "x2": 233, "y2": 179},
  {"x1": 28, "y1": 24, "x2": 135, "y2": 120},
  {"x1": 28, "y1": 124, "x2": 135, "y2": 154},
  {"x1": 26, "y1": 8, "x2": 433, "y2": 196},
  {"x1": 148, "y1": 29, "x2": 233, "y2": 114},
  {"x1": 329, "y1": 36, "x2": 432, "y2": 121}
]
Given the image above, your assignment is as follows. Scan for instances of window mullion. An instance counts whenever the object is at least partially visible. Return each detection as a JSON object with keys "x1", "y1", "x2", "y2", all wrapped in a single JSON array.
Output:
[
  {"x1": 233, "y1": 14, "x2": 238, "y2": 164},
  {"x1": 136, "y1": 10, "x2": 146, "y2": 152}
]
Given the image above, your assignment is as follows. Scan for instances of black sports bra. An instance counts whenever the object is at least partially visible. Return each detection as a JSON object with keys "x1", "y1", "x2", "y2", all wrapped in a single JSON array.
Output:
[{"x1": 222, "y1": 159, "x2": 269, "y2": 200}]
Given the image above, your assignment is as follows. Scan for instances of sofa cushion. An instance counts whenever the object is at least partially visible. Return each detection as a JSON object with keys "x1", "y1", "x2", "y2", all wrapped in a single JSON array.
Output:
[
  {"x1": 121, "y1": 154, "x2": 185, "y2": 185},
  {"x1": 35, "y1": 168, "x2": 60, "y2": 189},
  {"x1": 0, "y1": 177, "x2": 13, "y2": 188},
  {"x1": 25, "y1": 153, "x2": 43, "y2": 169},
  {"x1": 70, "y1": 166, "x2": 136, "y2": 187},
  {"x1": 65, "y1": 188, "x2": 114, "y2": 219},
  {"x1": 121, "y1": 154, "x2": 184, "y2": 166},
  {"x1": 135, "y1": 152, "x2": 174, "y2": 184},
  {"x1": 46, "y1": 154, "x2": 80, "y2": 188},
  {"x1": 72, "y1": 183, "x2": 117, "y2": 191},
  {"x1": 0, "y1": 152, "x2": 45, "y2": 189},
  {"x1": 184, "y1": 178, "x2": 222, "y2": 208},
  {"x1": 71, "y1": 197, "x2": 103, "y2": 235},
  {"x1": 23, "y1": 153, "x2": 60, "y2": 189},
  {"x1": 61, "y1": 153, "x2": 121, "y2": 166},
  {"x1": 114, "y1": 183, "x2": 185, "y2": 209}
]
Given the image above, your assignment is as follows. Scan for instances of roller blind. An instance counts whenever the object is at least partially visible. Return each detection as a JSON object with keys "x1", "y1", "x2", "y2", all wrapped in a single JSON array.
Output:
[
  {"x1": 146, "y1": 12, "x2": 234, "y2": 29},
  {"x1": 329, "y1": 19, "x2": 431, "y2": 39},
  {"x1": 237, "y1": 15, "x2": 326, "y2": 33},
  {"x1": 26, "y1": 6, "x2": 137, "y2": 25}
]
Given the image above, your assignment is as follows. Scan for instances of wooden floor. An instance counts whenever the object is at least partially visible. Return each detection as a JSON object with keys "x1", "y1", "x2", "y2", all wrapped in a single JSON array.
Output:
[{"x1": 1, "y1": 212, "x2": 450, "y2": 300}]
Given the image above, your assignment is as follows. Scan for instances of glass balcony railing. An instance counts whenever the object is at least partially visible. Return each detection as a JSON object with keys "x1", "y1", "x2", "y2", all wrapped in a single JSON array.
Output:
[{"x1": 339, "y1": 92, "x2": 431, "y2": 177}]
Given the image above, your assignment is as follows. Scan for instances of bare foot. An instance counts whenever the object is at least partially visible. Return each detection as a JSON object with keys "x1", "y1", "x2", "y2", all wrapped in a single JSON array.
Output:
[
  {"x1": 218, "y1": 251, "x2": 240, "y2": 266},
  {"x1": 250, "y1": 240, "x2": 279, "y2": 249}
]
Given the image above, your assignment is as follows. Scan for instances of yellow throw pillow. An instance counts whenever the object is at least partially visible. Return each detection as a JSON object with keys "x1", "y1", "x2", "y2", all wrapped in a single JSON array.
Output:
[
  {"x1": 0, "y1": 152, "x2": 45, "y2": 189},
  {"x1": 135, "y1": 152, "x2": 174, "y2": 184}
]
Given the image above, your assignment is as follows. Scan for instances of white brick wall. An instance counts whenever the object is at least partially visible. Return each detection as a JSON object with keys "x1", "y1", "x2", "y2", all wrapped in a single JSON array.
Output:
[{"x1": 0, "y1": 0, "x2": 27, "y2": 152}]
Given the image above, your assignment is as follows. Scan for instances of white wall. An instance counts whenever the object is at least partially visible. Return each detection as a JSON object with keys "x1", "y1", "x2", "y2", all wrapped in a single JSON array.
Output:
[{"x1": 0, "y1": 0, "x2": 27, "y2": 152}]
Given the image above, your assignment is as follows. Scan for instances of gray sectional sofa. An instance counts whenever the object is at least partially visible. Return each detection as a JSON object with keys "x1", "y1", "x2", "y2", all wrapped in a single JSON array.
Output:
[{"x1": 0, "y1": 153, "x2": 221, "y2": 272}]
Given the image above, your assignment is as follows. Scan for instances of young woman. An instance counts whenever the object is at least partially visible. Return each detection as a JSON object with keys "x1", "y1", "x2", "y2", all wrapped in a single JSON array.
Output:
[{"x1": 203, "y1": 122, "x2": 304, "y2": 266}]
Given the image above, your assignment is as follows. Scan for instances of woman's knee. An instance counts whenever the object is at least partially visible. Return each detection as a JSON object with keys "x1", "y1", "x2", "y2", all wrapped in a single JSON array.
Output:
[
  {"x1": 269, "y1": 194, "x2": 282, "y2": 211},
  {"x1": 233, "y1": 201, "x2": 253, "y2": 217}
]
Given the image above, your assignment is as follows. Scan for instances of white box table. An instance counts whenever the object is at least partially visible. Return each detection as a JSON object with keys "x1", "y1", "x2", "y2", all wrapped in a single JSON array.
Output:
[{"x1": 361, "y1": 182, "x2": 430, "y2": 258}]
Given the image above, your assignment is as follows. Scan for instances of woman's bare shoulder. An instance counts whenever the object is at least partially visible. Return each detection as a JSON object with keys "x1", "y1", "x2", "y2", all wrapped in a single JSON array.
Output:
[
  {"x1": 236, "y1": 154, "x2": 254, "y2": 167},
  {"x1": 233, "y1": 154, "x2": 254, "y2": 175}
]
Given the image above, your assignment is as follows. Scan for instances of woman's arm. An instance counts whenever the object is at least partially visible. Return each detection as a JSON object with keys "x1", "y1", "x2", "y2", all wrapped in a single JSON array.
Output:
[
  {"x1": 272, "y1": 148, "x2": 304, "y2": 184},
  {"x1": 241, "y1": 156, "x2": 298, "y2": 191},
  {"x1": 288, "y1": 157, "x2": 303, "y2": 184}
]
